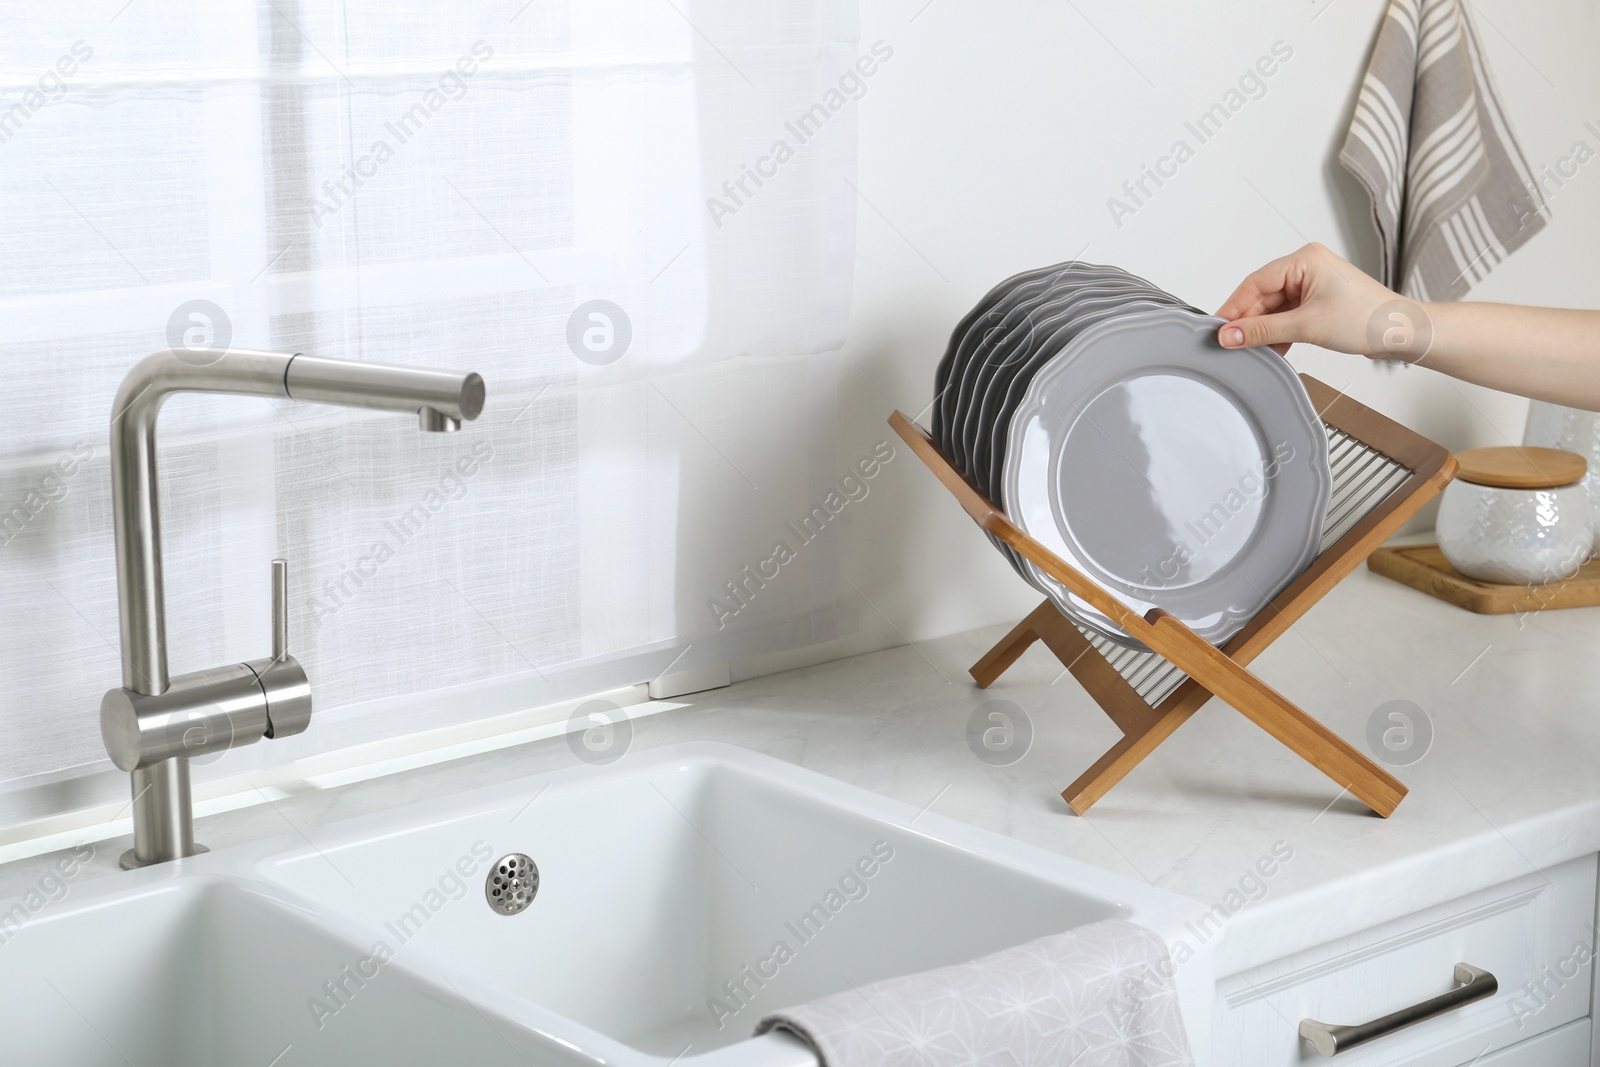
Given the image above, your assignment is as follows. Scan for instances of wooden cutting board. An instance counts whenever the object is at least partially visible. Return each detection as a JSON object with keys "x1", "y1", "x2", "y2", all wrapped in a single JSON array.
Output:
[{"x1": 1368, "y1": 543, "x2": 1600, "y2": 614}]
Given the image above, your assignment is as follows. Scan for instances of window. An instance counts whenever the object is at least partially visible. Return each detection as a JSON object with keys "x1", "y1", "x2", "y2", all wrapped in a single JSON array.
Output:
[{"x1": 0, "y1": 0, "x2": 857, "y2": 824}]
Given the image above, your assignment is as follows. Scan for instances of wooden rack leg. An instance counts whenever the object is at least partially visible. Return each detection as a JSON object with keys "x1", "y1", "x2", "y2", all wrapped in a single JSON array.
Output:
[
  {"x1": 973, "y1": 600, "x2": 1408, "y2": 818},
  {"x1": 973, "y1": 601, "x2": 1158, "y2": 737},
  {"x1": 1059, "y1": 688, "x2": 1211, "y2": 815},
  {"x1": 1143, "y1": 609, "x2": 1406, "y2": 815},
  {"x1": 1061, "y1": 650, "x2": 1407, "y2": 816},
  {"x1": 972, "y1": 602, "x2": 1199, "y2": 813},
  {"x1": 970, "y1": 601, "x2": 1057, "y2": 688}
]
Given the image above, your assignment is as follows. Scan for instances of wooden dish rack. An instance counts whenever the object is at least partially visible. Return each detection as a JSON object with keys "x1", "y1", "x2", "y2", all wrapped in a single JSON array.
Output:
[{"x1": 890, "y1": 375, "x2": 1458, "y2": 817}]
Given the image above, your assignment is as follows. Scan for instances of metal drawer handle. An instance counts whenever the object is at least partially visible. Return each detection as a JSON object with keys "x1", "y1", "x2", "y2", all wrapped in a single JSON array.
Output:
[{"x1": 1298, "y1": 963, "x2": 1498, "y2": 1056}]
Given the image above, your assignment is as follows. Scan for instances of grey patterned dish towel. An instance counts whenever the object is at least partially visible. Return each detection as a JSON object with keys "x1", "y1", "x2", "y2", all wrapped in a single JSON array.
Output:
[
  {"x1": 1338, "y1": 0, "x2": 1545, "y2": 300},
  {"x1": 755, "y1": 919, "x2": 1194, "y2": 1067}
]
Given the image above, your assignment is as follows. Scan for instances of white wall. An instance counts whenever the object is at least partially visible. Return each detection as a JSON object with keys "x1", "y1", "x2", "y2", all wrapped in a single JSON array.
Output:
[{"x1": 733, "y1": 0, "x2": 1600, "y2": 680}]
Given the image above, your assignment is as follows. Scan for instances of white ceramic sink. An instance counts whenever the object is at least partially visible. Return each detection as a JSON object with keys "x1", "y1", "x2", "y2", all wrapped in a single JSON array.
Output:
[
  {"x1": 3, "y1": 742, "x2": 1213, "y2": 1065},
  {"x1": 0, "y1": 876, "x2": 550, "y2": 1066},
  {"x1": 254, "y1": 743, "x2": 1214, "y2": 1064}
]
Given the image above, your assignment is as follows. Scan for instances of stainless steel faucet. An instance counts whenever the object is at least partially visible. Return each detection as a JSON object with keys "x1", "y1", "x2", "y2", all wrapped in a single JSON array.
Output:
[{"x1": 99, "y1": 348, "x2": 485, "y2": 869}]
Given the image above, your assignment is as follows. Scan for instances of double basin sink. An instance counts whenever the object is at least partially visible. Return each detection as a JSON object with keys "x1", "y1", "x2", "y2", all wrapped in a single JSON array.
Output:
[{"x1": 1, "y1": 742, "x2": 1214, "y2": 1065}]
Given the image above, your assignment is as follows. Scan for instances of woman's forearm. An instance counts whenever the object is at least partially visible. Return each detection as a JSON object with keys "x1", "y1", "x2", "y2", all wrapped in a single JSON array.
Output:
[{"x1": 1421, "y1": 303, "x2": 1600, "y2": 409}]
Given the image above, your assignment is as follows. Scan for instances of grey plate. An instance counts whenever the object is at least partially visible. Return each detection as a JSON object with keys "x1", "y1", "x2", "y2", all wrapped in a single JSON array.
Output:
[
  {"x1": 959, "y1": 278, "x2": 1164, "y2": 476},
  {"x1": 999, "y1": 307, "x2": 1331, "y2": 649},
  {"x1": 959, "y1": 275, "x2": 1188, "y2": 577},
  {"x1": 946, "y1": 269, "x2": 1071, "y2": 468},
  {"x1": 980, "y1": 292, "x2": 1187, "y2": 506},
  {"x1": 977, "y1": 294, "x2": 1186, "y2": 581},
  {"x1": 936, "y1": 262, "x2": 1141, "y2": 457},
  {"x1": 943, "y1": 263, "x2": 1141, "y2": 468},
  {"x1": 932, "y1": 273, "x2": 1027, "y2": 440},
  {"x1": 965, "y1": 283, "x2": 1185, "y2": 499},
  {"x1": 934, "y1": 262, "x2": 1074, "y2": 450}
]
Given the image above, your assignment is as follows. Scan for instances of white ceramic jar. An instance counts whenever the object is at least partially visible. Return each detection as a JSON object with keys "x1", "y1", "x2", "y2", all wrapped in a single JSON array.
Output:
[
  {"x1": 1437, "y1": 447, "x2": 1593, "y2": 584},
  {"x1": 1523, "y1": 399, "x2": 1600, "y2": 556}
]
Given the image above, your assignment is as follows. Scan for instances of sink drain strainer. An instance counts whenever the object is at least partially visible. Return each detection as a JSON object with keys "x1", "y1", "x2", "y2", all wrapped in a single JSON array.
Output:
[{"x1": 486, "y1": 853, "x2": 539, "y2": 916}]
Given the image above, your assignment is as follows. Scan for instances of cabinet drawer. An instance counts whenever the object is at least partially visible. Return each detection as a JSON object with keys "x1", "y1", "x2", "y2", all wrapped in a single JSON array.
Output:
[
  {"x1": 1213, "y1": 855, "x2": 1596, "y2": 1067},
  {"x1": 1474, "y1": 1017, "x2": 1590, "y2": 1066}
]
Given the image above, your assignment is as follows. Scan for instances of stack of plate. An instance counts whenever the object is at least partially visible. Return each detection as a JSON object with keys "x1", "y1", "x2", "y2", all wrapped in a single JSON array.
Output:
[{"x1": 932, "y1": 261, "x2": 1332, "y2": 650}]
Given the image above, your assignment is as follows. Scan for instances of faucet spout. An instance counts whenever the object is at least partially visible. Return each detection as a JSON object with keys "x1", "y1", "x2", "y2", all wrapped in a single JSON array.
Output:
[
  {"x1": 106, "y1": 348, "x2": 485, "y2": 868},
  {"x1": 283, "y1": 354, "x2": 485, "y2": 424}
]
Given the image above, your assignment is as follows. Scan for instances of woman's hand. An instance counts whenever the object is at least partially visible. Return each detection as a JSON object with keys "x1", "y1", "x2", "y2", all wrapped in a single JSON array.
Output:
[
  {"x1": 1214, "y1": 242, "x2": 1600, "y2": 411},
  {"x1": 1214, "y1": 243, "x2": 1420, "y2": 358}
]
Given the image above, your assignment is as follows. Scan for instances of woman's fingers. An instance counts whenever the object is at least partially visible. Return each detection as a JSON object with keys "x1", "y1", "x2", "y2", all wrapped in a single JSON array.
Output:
[
  {"x1": 1216, "y1": 288, "x2": 1291, "y2": 323},
  {"x1": 1214, "y1": 249, "x2": 1311, "y2": 321},
  {"x1": 1219, "y1": 306, "x2": 1309, "y2": 351},
  {"x1": 1214, "y1": 243, "x2": 1378, "y2": 354}
]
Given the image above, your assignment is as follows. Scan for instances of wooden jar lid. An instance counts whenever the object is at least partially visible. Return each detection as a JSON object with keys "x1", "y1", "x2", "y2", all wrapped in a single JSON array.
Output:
[{"x1": 1454, "y1": 446, "x2": 1586, "y2": 489}]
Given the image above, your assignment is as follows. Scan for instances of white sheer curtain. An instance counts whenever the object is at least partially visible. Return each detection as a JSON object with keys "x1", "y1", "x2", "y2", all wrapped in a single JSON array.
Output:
[{"x1": 0, "y1": 0, "x2": 857, "y2": 822}]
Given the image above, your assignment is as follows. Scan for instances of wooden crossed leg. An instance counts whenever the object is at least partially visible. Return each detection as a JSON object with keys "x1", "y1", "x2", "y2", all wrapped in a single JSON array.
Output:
[{"x1": 971, "y1": 598, "x2": 1407, "y2": 816}]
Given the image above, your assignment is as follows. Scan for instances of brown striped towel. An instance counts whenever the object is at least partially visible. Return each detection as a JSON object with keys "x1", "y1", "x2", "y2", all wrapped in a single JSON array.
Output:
[{"x1": 1338, "y1": 0, "x2": 1546, "y2": 301}]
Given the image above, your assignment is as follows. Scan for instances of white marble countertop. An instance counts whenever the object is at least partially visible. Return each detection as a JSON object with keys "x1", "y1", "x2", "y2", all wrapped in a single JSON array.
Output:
[{"x1": 7, "y1": 561, "x2": 1600, "y2": 978}]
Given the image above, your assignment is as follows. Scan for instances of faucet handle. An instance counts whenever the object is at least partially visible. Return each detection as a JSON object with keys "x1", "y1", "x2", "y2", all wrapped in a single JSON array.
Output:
[
  {"x1": 272, "y1": 557, "x2": 288, "y2": 661},
  {"x1": 101, "y1": 556, "x2": 312, "y2": 774},
  {"x1": 253, "y1": 557, "x2": 312, "y2": 739}
]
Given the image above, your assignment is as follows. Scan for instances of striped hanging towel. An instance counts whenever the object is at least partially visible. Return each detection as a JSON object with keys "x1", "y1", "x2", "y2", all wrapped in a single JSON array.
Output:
[{"x1": 1338, "y1": 0, "x2": 1546, "y2": 301}]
